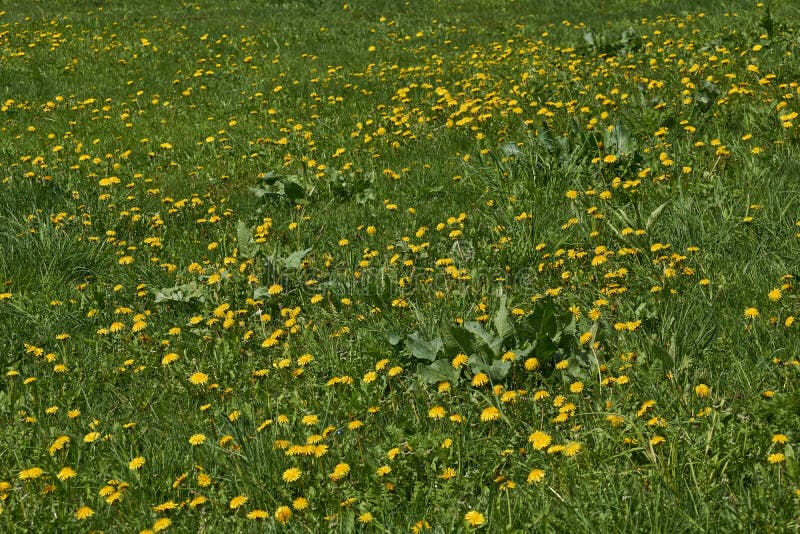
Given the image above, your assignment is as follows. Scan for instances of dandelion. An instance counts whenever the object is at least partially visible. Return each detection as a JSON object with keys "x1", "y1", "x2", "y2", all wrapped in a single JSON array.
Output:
[
  {"x1": 441, "y1": 467, "x2": 457, "y2": 480},
  {"x1": 358, "y1": 512, "x2": 374, "y2": 523},
  {"x1": 464, "y1": 510, "x2": 486, "y2": 527},
  {"x1": 772, "y1": 434, "x2": 789, "y2": 445},
  {"x1": 480, "y1": 406, "x2": 500, "y2": 422},
  {"x1": 428, "y1": 406, "x2": 446, "y2": 419},
  {"x1": 275, "y1": 505, "x2": 292, "y2": 524},
  {"x1": 75, "y1": 506, "x2": 94, "y2": 520},
  {"x1": 57, "y1": 467, "x2": 77, "y2": 481},
  {"x1": 152, "y1": 518, "x2": 172, "y2": 531},
  {"x1": 247, "y1": 510, "x2": 268, "y2": 519},
  {"x1": 128, "y1": 456, "x2": 145, "y2": 470},
  {"x1": 293, "y1": 497, "x2": 309, "y2": 510},
  {"x1": 282, "y1": 467, "x2": 302, "y2": 483},
  {"x1": 330, "y1": 463, "x2": 350, "y2": 481},
  {"x1": 189, "y1": 372, "x2": 208, "y2": 385},
  {"x1": 695, "y1": 384, "x2": 711, "y2": 398},
  {"x1": 229, "y1": 495, "x2": 248, "y2": 509},
  {"x1": 768, "y1": 453, "x2": 786, "y2": 464},
  {"x1": 189, "y1": 433, "x2": 206, "y2": 446},
  {"x1": 377, "y1": 465, "x2": 392, "y2": 476},
  {"x1": 471, "y1": 373, "x2": 489, "y2": 387},
  {"x1": 744, "y1": 307, "x2": 759, "y2": 319},
  {"x1": 528, "y1": 431, "x2": 552, "y2": 450},
  {"x1": 451, "y1": 353, "x2": 469, "y2": 368},
  {"x1": 19, "y1": 467, "x2": 44, "y2": 480},
  {"x1": 527, "y1": 469, "x2": 545, "y2": 483}
]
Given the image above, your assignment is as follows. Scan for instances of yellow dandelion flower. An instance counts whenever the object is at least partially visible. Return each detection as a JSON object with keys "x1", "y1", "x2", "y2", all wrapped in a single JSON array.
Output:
[
  {"x1": 527, "y1": 469, "x2": 545, "y2": 483},
  {"x1": 464, "y1": 510, "x2": 486, "y2": 527},
  {"x1": 773, "y1": 434, "x2": 789, "y2": 445},
  {"x1": 229, "y1": 495, "x2": 248, "y2": 509},
  {"x1": 440, "y1": 467, "x2": 457, "y2": 480},
  {"x1": 563, "y1": 442, "x2": 581, "y2": 457},
  {"x1": 480, "y1": 406, "x2": 500, "y2": 422},
  {"x1": 768, "y1": 453, "x2": 786, "y2": 464},
  {"x1": 695, "y1": 384, "x2": 711, "y2": 398},
  {"x1": 377, "y1": 465, "x2": 392, "y2": 476},
  {"x1": 189, "y1": 372, "x2": 208, "y2": 385},
  {"x1": 275, "y1": 505, "x2": 292, "y2": 524},
  {"x1": 358, "y1": 512, "x2": 374, "y2": 523},
  {"x1": 75, "y1": 506, "x2": 94, "y2": 520},
  {"x1": 428, "y1": 406, "x2": 446, "y2": 419},
  {"x1": 528, "y1": 431, "x2": 552, "y2": 450},
  {"x1": 330, "y1": 463, "x2": 350, "y2": 481},
  {"x1": 128, "y1": 456, "x2": 145, "y2": 470},
  {"x1": 282, "y1": 467, "x2": 302, "y2": 483},
  {"x1": 744, "y1": 307, "x2": 759, "y2": 319},
  {"x1": 57, "y1": 467, "x2": 77, "y2": 481},
  {"x1": 247, "y1": 510, "x2": 268, "y2": 519},
  {"x1": 189, "y1": 433, "x2": 206, "y2": 446},
  {"x1": 471, "y1": 373, "x2": 489, "y2": 387},
  {"x1": 19, "y1": 467, "x2": 44, "y2": 480},
  {"x1": 292, "y1": 497, "x2": 309, "y2": 510},
  {"x1": 451, "y1": 353, "x2": 469, "y2": 368},
  {"x1": 152, "y1": 518, "x2": 172, "y2": 532}
]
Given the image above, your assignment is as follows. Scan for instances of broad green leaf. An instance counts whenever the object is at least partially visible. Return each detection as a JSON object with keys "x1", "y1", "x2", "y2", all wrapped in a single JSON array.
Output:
[
  {"x1": 281, "y1": 247, "x2": 312, "y2": 269},
  {"x1": 406, "y1": 331, "x2": 442, "y2": 362},
  {"x1": 416, "y1": 360, "x2": 460, "y2": 384},
  {"x1": 443, "y1": 325, "x2": 476, "y2": 357},
  {"x1": 492, "y1": 295, "x2": 514, "y2": 343}
]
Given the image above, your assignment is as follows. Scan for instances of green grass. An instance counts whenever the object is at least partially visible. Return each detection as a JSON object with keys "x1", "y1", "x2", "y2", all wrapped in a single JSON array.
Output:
[{"x1": 1, "y1": 0, "x2": 800, "y2": 531}]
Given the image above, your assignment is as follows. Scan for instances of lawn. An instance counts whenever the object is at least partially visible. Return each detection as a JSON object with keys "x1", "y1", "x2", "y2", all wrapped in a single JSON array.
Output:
[{"x1": 1, "y1": 0, "x2": 800, "y2": 531}]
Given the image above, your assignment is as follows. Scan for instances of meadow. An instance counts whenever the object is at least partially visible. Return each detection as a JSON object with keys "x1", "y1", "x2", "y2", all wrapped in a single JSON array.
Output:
[{"x1": 1, "y1": 0, "x2": 800, "y2": 531}]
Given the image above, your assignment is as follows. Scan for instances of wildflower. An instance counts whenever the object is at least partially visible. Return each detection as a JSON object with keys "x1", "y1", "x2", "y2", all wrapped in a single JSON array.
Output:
[
  {"x1": 563, "y1": 442, "x2": 581, "y2": 457},
  {"x1": 464, "y1": 510, "x2": 486, "y2": 527},
  {"x1": 19, "y1": 467, "x2": 44, "y2": 480},
  {"x1": 772, "y1": 434, "x2": 789, "y2": 445},
  {"x1": 189, "y1": 372, "x2": 208, "y2": 385},
  {"x1": 330, "y1": 463, "x2": 350, "y2": 481},
  {"x1": 377, "y1": 465, "x2": 392, "y2": 476},
  {"x1": 75, "y1": 506, "x2": 94, "y2": 520},
  {"x1": 293, "y1": 497, "x2": 309, "y2": 510},
  {"x1": 743, "y1": 307, "x2": 759, "y2": 319},
  {"x1": 152, "y1": 518, "x2": 172, "y2": 531},
  {"x1": 528, "y1": 431, "x2": 552, "y2": 450},
  {"x1": 275, "y1": 505, "x2": 292, "y2": 524},
  {"x1": 480, "y1": 406, "x2": 500, "y2": 422},
  {"x1": 189, "y1": 433, "x2": 206, "y2": 446},
  {"x1": 282, "y1": 467, "x2": 302, "y2": 483},
  {"x1": 451, "y1": 353, "x2": 469, "y2": 368},
  {"x1": 128, "y1": 456, "x2": 145, "y2": 470},
  {"x1": 695, "y1": 384, "x2": 711, "y2": 398},
  {"x1": 229, "y1": 495, "x2": 248, "y2": 509},
  {"x1": 768, "y1": 453, "x2": 786, "y2": 464},
  {"x1": 57, "y1": 467, "x2": 77, "y2": 481},
  {"x1": 428, "y1": 406, "x2": 446, "y2": 419},
  {"x1": 247, "y1": 510, "x2": 268, "y2": 519},
  {"x1": 527, "y1": 469, "x2": 545, "y2": 483},
  {"x1": 441, "y1": 467, "x2": 457, "y2": 480},
  {"x1": 358, "y1": 512, "x2": 374, "y2": 523},
  {"x1": 49, "y1": 435, "x2": 70, "y2": 456},
  {"x1": 472, "y1": 373, "x2": 489, "y2": 387}
]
